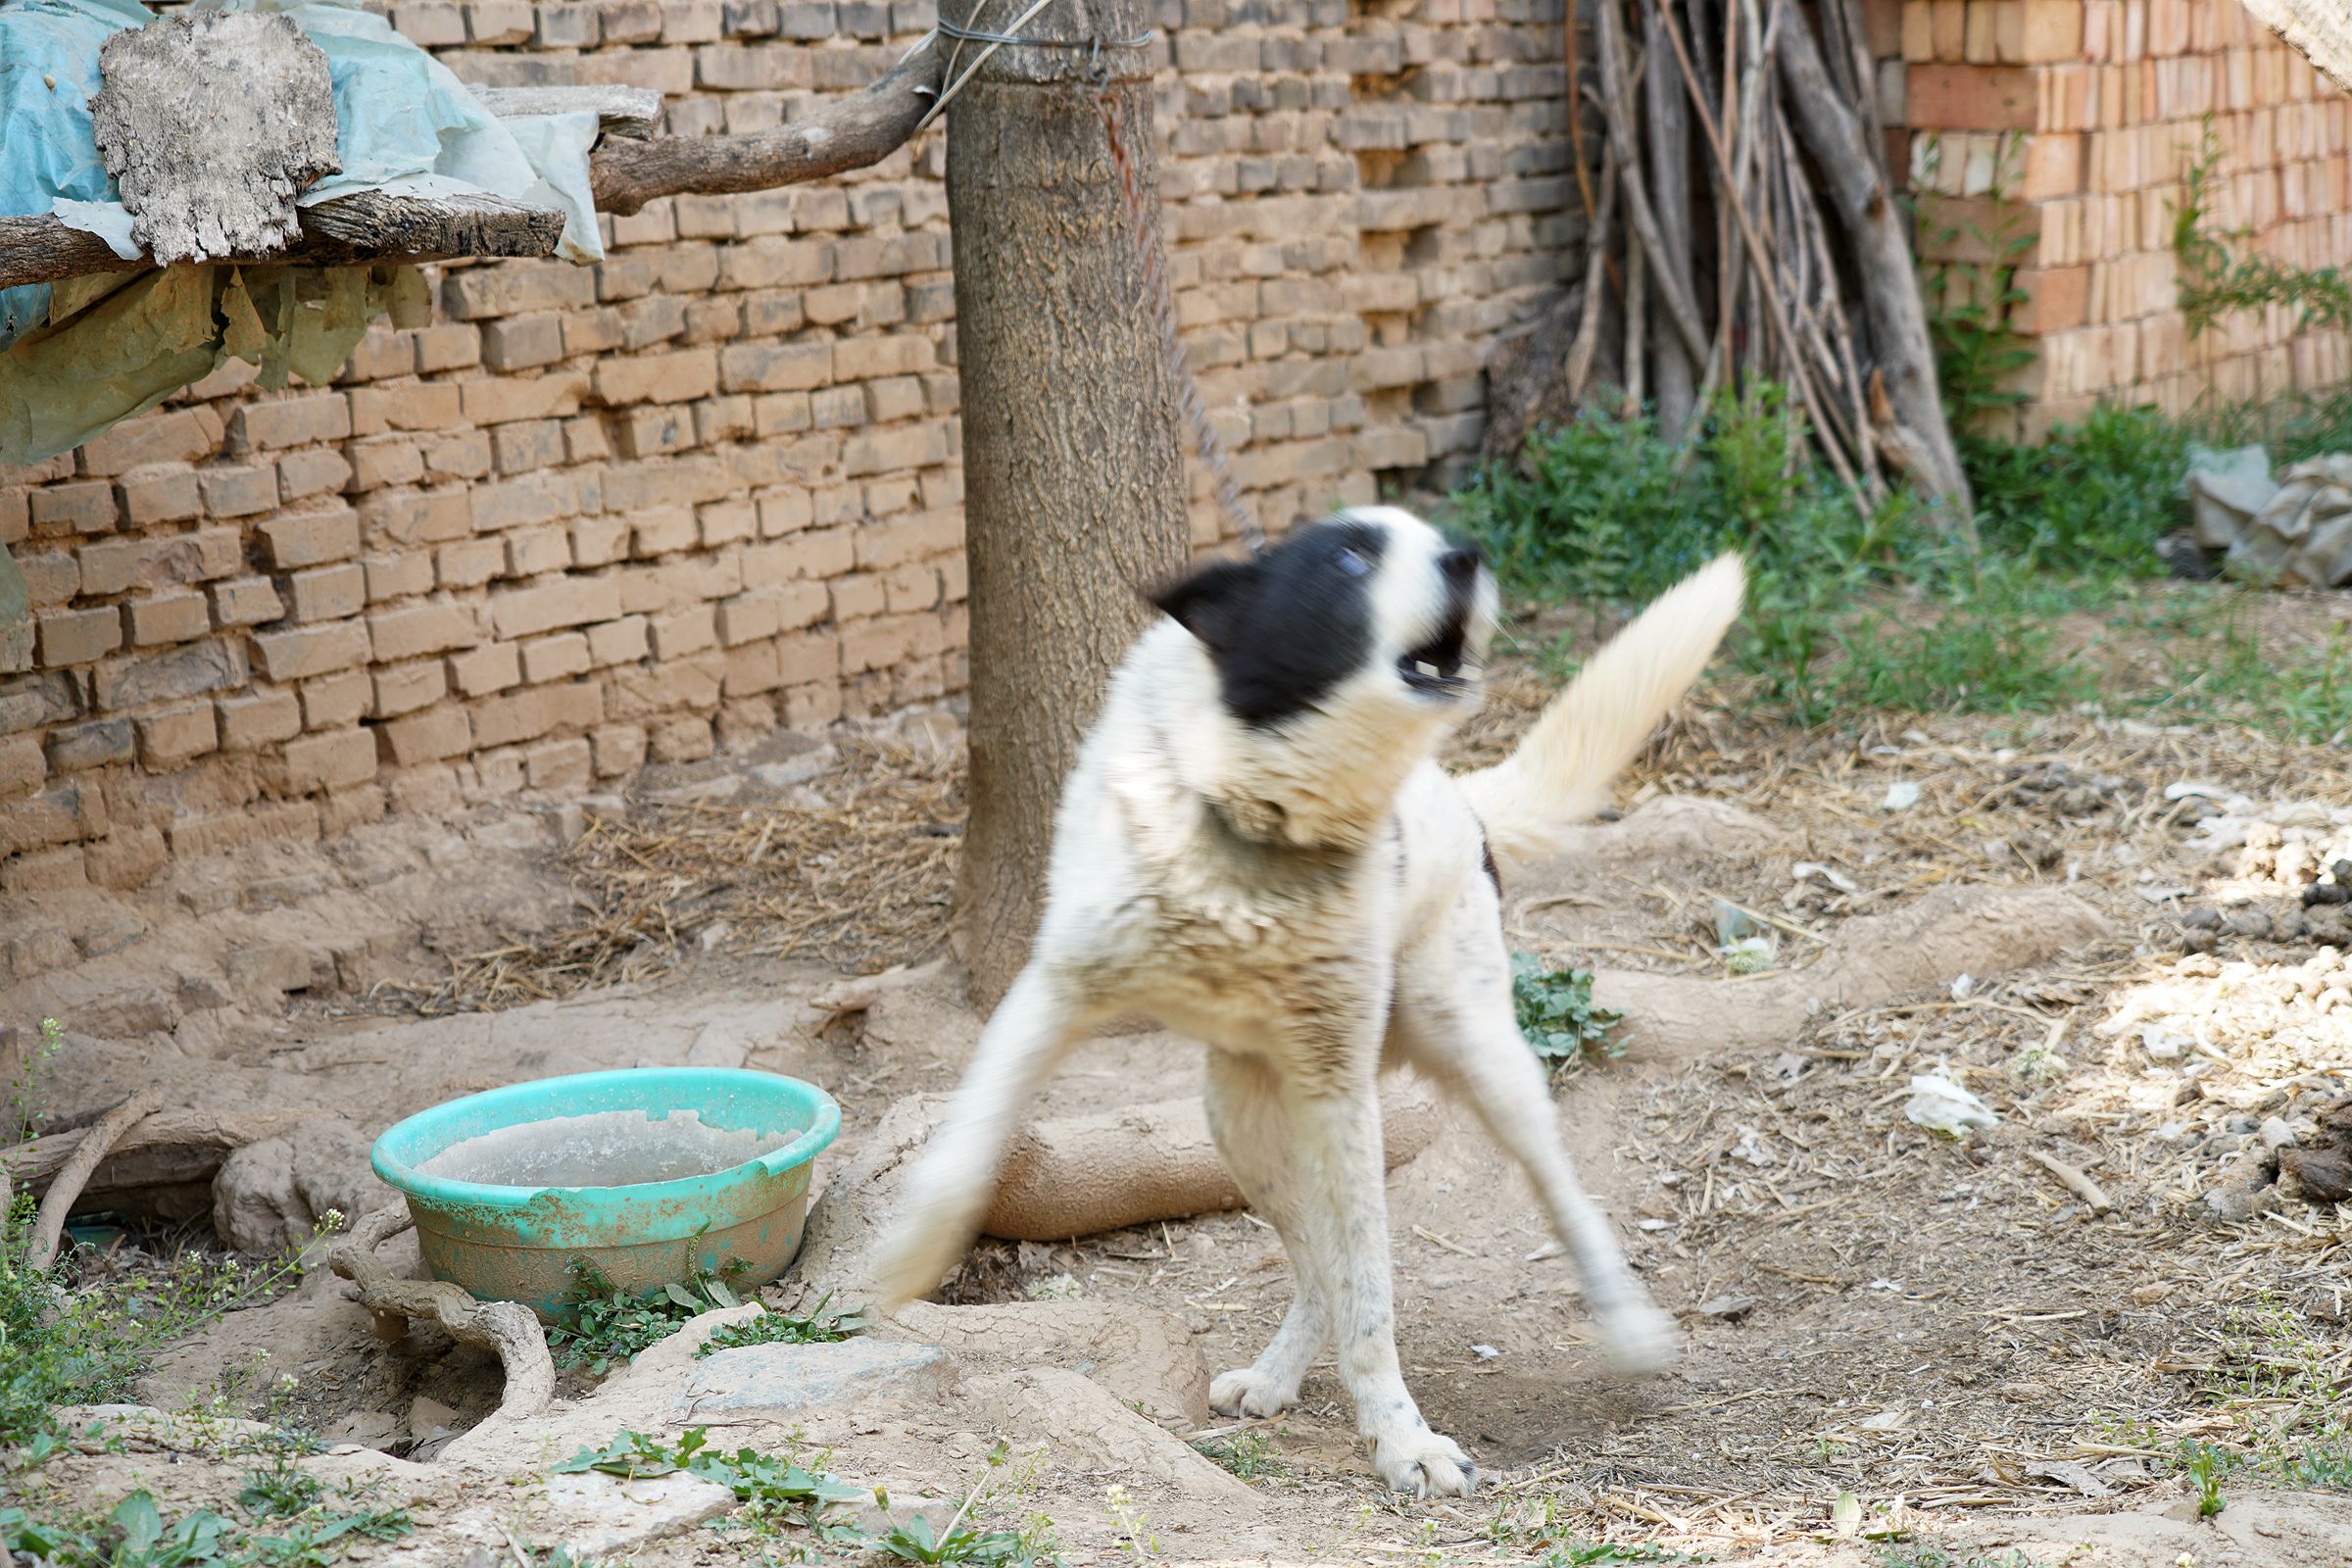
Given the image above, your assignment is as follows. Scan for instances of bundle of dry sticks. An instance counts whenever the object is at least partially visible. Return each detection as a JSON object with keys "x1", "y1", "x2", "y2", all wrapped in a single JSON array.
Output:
[{"x1": 1494, "y1": 0, "x2": 1973, "y2": 519}]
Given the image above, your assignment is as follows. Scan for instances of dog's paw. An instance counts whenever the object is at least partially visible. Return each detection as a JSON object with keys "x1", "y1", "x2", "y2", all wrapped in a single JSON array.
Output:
[
  {"x1": 1209, "y1": 1367, "x2": 1298, "y2": 1420},
  {"x1": 1595, "y1": 1298, "x2": 1682, "y2": 1377},
  {"x1": 1370, "y1": 1429, "x2": 1476, "y2": 1498}
]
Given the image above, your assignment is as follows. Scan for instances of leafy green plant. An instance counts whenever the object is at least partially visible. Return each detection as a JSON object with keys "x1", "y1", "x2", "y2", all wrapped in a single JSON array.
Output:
[
  {"x1": 546, "y1": 1259, "x2": 748, "y2": 1374},
  {"x1": 1540, "y1": 1540, "x2": 1703, "y2": 1566},
  {"x1": 694, "y1": 1294, "x2": 868, "y2": 1357},
  {"x1": 871, "y1": 1511, "x2": 1047, "y2": 1567},
  {"x1": 2175, "y1": 118, "x2": 2352, "y2": 340},
  {"x1": 1874, "y1": 1547, "x2": 2045, "y2": 1568},
  {"x1": 0, "y1": 1475, "x2": 409, "y2": 1568},
  {"x1": 1510, "y1": 955, "x2": 1623, "y2": 1064},
  {"x1": 6, "y1": 1017, "x2": 65, "y2": 1143},
  {"x1": 1189, "y1": 1431, "x2": 1284, "y2": 1483},
  {"x1": 2, "y1": 1191, "x2": 312, "y2": 1449},
  {"x1": 2180, "y1": 1439, "x2": 2232, "y2": 1518},
  {"x1": 1916, "y1": 132, "x2": 2040, "y2": 430}
]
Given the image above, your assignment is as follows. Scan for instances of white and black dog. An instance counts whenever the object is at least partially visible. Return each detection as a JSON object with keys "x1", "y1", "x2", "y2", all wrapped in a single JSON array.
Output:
[{"x1": 873, "y1": 506, "x2": 1745, "y2": 1496}]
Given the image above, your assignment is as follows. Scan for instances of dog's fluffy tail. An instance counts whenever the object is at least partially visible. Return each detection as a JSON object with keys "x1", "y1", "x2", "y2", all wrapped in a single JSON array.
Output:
[{"x1": 1458, "y1": 553, "x2": 1745, "y2": 862}]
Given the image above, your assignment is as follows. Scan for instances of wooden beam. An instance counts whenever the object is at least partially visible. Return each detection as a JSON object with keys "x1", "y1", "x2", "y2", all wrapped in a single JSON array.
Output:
[
  {"x1": 0, "y1": 192, "x2": 566, "y2": 293},
  {"x1": 2241, "y1": 0, "x2": 2352, "y2": 94},
  {"x1": 467, "y1": 83, "x2": 664, "y2": 140},
  {"x1": 588, "y1": 37, "x2": 941, "y2": 215},
  {"x1": 0, "y1": 39, "x2": 943, "y2": 291}
]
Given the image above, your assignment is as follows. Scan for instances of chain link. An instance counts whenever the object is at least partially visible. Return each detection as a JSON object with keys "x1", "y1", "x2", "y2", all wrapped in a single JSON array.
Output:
[{"x1": 1093, "y1": 79, "x2": 1263, "y2": 556}]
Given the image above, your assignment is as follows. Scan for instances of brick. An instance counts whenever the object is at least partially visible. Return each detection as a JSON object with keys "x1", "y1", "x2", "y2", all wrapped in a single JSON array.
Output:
[
  {"x1": 199, "y1": 464, "x2": 279, "y2": 516},
  {"x1": 521, "y1": 632, "x2": 592, "y2": 682},
  {"x1": 470, "y1": 689, "x2": 555, "y2": 749},
  {"x1": 368, "y1": 602, "x2": 480, "y2": 662},
  {"x1": 571, "y1": 515, "x2": 630, "y2": 567},
  {"x1": 593, "y1": 349, "x2": 720, "y2": 407},
  {"x1": 287, "y1": 562, "x2": 368, "y2": 622},
  {"x1": 14, "y1": 550, "x2": 74, "y2": 606},
  {"x1": 77, "y1": 407, "x2": 223, "y2": 475},
  {"x1": 230, "y1": 393, "x2": 350, "y2": 452},
  {"x1": 491, "y1": 576, "x2": 623, "y2": 640},
  {"x1": 437, "y1": 537, "x2": 506, "y2": 588},
  {"x1": 3, "y1": 848, "x2": 86, "y2": 894},
  {"x1": 258, "y1": 504, "x2": 362, "y2": 568},
  {"x1": 719, "y1": 341, "x2": 832, "y2": 393},
  {"x1": 349, "y1": 383, "x2": 465, "y2": 435},
  {"x1": 273, "y1": 729, "x2": 378, "y2": 794},
  {"x1": 0, "y1": 734, "x2": 41, "y2": 797},
  {"x1": 460, "y1": 371, "x2": 591, "y2": 425},
  {"x1": 373, "y1": 660, "x2": 449, "y2": 718},
  {"x1": 391, "y1": 0, "x2": 466, "y2": 44},
  {"x1": 84, "y1": 825, "x2": 167, "y2": 890},
  {"x1": 124, "y1": 591, "x2": 210, "y2": 646},
  {"x1": 278, "y1": 447, "x2": 353, "y2": 501},
  {"x1": 30, "y1": 480, "x2": 119, "y2": 533},
  {"x1": 363, "y1": 552, "x2": 435, "y2": 603},
  {"x1": 1907, "y1": 64, "x2": 2037, "y2": 129},
  {"x1": 536, "y1": 1, "x2": 600, "y2": 45},
  {"x1": 449, "y1": 641, "x2": 523, "y2": 696},
  {"x1": 0, "y1": 780, "x2": 107, "y2": 857},
  {"x1": 252, "y1": 619, "x2": 370, "y2": 682},
  {"x1": 119, "y1": 468, "x2": 204, "y2": 524},
  {"x1": 632, "y1": 507, "x2": 700, "y2": 557},
  {"x1": 591, "y1": 722, "x2": 648, "y2": 776},
  {"x1": 382, "y1": 704, "x2": 473, "y2": 765},
  {"x1": 45, "y1": 717, "x2": 134, "y2": 773},
  {"x1": 216, "y1": 687, "x2": 303, "y2": 751},
  {"x1": 37, "y1": 607, "x2": 121, "y2": 666},
  {"x1": 506, "y1": 525, "x2": 572, "y2": 577},
  {"x1": 212, "y1": 576, "x2": 285, "y2": 628},
  {"x1": 137, "y1": 704, "x2": 218, "y2": 767},
  {"x1": 588, "y1": 615, "x2": 650, "y2": 666},
  {"x1": 92, "y1": 637, "x2": 249, "y2": 712},
  {"x1": 523, "y1": 735, "x2": 594, "y2": 790},
  {"x1": 444, "y1": 263, "x2": 598, "y2": 321},
  {"x1": 483, "y1": 314, "x2": 567, "y2": 371},
  {"x1": 302, "y1": 669, "x2": 373, "y2": 731}
]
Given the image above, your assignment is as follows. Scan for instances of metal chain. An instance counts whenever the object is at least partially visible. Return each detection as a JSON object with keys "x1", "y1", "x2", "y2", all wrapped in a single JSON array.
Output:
[{"x1": 1092, "y1": 75, "x2": 1263, "y2": 555}]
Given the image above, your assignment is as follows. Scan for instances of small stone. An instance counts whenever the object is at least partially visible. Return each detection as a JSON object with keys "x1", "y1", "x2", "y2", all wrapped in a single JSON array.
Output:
[
  {"x1": 322, "y1": 1410, "x2": 401, "y2": 1449},
  {"x1": 1695, "y1": 1293, "x2": 1757, "y2": 1320},
  {"x1": 674, "y1": 1339, "x2": 957, "y2": 1419}
]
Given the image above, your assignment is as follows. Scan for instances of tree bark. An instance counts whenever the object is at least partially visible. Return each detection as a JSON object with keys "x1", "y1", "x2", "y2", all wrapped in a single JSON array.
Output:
[
  {"x1": 946, "y1": 0, "x2": 1187, "y2": 1009},
  {"x1": 1642, "y1": 0, "x2": 1698, "y2": 439},
  {"x1": 2241, "y1": 0, "x2": 2352, "y2": 93},
  {"x1": 1774, "y1": 15, "x2": 1973, "y2": 516}
]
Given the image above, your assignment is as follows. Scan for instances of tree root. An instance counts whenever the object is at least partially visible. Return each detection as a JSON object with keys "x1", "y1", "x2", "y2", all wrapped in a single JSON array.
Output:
[
  {"x1": 326, "y1": 1205, "x2": 555, "y2": 1430},
  {"x1": 24, "y1": 1090, "x2": 162, "y2": 1271}
]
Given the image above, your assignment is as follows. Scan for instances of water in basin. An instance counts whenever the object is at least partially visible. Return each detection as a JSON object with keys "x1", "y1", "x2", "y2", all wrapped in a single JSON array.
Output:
[{"x1": 418, "y1": 1107, "x2": 794, "y2": 1188}]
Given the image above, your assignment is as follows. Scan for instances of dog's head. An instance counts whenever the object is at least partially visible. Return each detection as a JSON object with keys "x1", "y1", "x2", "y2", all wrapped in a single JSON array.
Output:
[{"x1": 1146, "y1": 506, "x2": 1498, "y2": 849}]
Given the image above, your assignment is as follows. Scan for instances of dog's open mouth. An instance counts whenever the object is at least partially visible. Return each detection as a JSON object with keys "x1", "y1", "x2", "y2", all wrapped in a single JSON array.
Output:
[{"x1": 1399, "y1": 611, "x2": 1472, "y2": 697}]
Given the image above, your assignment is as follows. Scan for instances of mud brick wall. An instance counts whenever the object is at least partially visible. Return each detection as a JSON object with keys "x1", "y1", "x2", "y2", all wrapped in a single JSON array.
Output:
[
  {"x1": 0, "y1": 0, "x2": 1584, "y2": 916},
  {"x1": 1874, "y1": 0, "x2": 2352, "y2": 437}
]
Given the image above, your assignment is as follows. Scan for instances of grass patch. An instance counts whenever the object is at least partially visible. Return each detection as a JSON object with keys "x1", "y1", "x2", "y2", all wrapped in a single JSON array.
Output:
[
  {"x1": 1, "y1": 1193, "x2": 307, "y2": 1453},
  {"x1": 1, "y1": 1456, "x2": 411, "y2": 1568},
  {"x1": 1189, "y1": 1431, "x2": 1286, "y2": 1484},
  {"x1": 1453, "y1": 384, "x2": 2352, "y2": 739}
]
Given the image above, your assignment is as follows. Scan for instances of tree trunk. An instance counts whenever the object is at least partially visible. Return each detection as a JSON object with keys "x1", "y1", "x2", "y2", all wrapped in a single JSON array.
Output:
[
  {"x1": 1774, "y1": 15, "x2": 1973, "y2": 516},
  {"x1": 947, "y1": 0, "x2": 1188, "y2": 1009},
  {"x1": 1643, "y1": 0, "x2": 1697, "y2": 440}
]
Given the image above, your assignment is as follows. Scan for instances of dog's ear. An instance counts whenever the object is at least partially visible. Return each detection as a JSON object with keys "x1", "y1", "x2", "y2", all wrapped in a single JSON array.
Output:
[{"x1": 1147, "y1": 557, "x2": 1259, "y2": 650}]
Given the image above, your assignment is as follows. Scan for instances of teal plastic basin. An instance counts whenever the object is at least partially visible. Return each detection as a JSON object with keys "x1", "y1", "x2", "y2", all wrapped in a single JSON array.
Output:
[{"x1": 370, "y1": 1067, "x2": 840, "y2": 1317}]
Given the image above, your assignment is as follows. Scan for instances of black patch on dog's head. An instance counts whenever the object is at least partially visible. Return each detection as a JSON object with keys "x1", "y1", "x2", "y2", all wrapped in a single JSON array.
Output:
[{"x1": 1149, "y1": 520, "x2": 1387, "y2": 726}]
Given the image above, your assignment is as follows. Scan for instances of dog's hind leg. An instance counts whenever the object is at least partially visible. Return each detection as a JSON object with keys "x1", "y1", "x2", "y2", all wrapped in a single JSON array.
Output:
[
  {"x1": 1391, "y1": 931, "x2": 1681, "y2": 1377},
  {"x1": 1283, "y1": 1042, "x2": 1478, "y2": 1497},
  {"x1": 870, "y1": 963, "x2": 1098, "y2": 1308},
  {"x1": 1202, "y1": 1049, "x2": 1331, "y2": 1418}
]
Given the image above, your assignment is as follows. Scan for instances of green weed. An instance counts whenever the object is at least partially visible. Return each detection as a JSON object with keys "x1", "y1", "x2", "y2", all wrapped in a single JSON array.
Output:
[
  {"x1": 0, "y1": 1468, "x2": 410, "y2": 1568},
  {"x1": 2174, "y1": 118, "x2": 2352, "y2": 340},
  {"x1": 1510, "y1": 955, "x2": 1623, "y2": 1065},
  {"x1": 1874, "y1": 1547, "x2": 2045, "y2": 1568},
  {"x1": 2, "y1": 1193, "x2": 312, "y2": 1451},
  {"x1": 2179, "y1": 1439, "x2": 2234, "y2": 1518},
  {"x1": 546, "y1": 1258, "x2": 750, "y2": 1374},
  {"x1": 694, "y1": 1294, "x2": 868, "y2": 1357},
  {"x1": 1916, "y1": 132, "x2": 2040, "y2": 431},
  {"x1": 1188, "y1": 1431, "x2": 1285, "y2": 1483}
]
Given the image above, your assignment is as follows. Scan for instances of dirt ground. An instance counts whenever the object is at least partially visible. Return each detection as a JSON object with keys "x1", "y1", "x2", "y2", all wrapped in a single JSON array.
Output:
[{"x1": 12, "y1": 590, "x2": 2352, "y2": 1566}]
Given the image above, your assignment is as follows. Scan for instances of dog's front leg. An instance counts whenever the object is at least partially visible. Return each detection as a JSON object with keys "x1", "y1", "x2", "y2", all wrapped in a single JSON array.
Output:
[
  {"x1": 871, "y1": 963, "x2": 1095, "y2": 1307},
  {"x1": 1287, "y1": 1054, "x2": 1476, "y2": 1497}
]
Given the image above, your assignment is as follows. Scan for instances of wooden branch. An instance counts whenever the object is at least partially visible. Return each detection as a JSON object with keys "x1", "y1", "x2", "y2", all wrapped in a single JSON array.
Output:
[
  {"x1": 1565, "y1": 142, "x2": 1622, "y2": 403},
  {"x1": 24, "y1": 1090, "x2": 161, "y2": 1272},
  {"x1": 0, "y1": 39, "x2": 943, "y2": 289},
  {"x1": 1593, "y1": 2, "x2": 1712, "y2": 368},
  {"x1": 2025, "y1": 1148, "x2": 2114, "y2": 1215},
  {"x1": 327, "y1": 1205, "x2": 555, "y2": 1426},
  {"x1": 589, "y1": 37, "x2": 942, "y2": 215},
  {"x1": 1774, "y1": 14, "x2": 1974, "y2": 517},
  {"x1": 0, "y1": 192, "x2": 564, "y2": 292},
  {"x1": 468, "y1": 83, "x2": 663, "y2": 139},
  {"x1": 2240, "y1": 0, "x2": 2352, "y2": 94},
  {"x1": 3, "y1": 1107, "x2": 322, "y2": 1188}
]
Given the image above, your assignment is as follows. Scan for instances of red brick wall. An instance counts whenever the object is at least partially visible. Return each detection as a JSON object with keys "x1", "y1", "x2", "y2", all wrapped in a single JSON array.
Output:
[
  {"x1": 0, "y1": 0, "x2": 1586, "y2": 915},
  {"x1": 1880, "y1": 0, "x2": 2352, "y2": 436}
]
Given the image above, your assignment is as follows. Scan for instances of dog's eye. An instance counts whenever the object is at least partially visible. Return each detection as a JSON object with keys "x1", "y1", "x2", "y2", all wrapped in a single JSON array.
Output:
[{"x1": 1335, "y1": 548, "x2": 1369, "y2": 577}]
